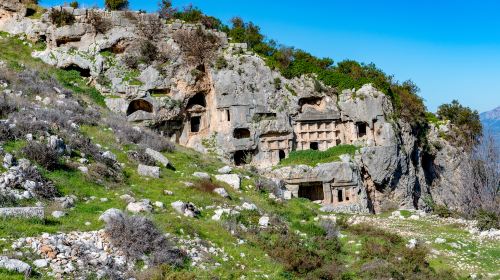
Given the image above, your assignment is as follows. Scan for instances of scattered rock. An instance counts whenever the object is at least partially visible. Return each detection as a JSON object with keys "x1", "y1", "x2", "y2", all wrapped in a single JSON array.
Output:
[
  {"x1": 215, "y1": 174, "x2": 240, "y2": 190},
  {"x1": 163, "y1": 190, "x2": 174, "y2": 196},
  {"x1": 0, "y1": 256, "x2": 31, "y2": 274},
  {"x1": 241, "y1": 202, "x2": 257, "y2": 211},
  {"x1": 54, "y1": 196, "x2": 76, "y2": 208},
  {"x1": 33, "y1": 259, "x2": 48, "y2": 268},
  {"x1": 171, "y1": 201, "x2": 200, "y2": 217},
  {"x1": 137, "y1": 164, "x2": 160, "y2": 178},
  {"x1": 119, "y1": 194, "x2": 135, "y2": 203},
  {"x1": 99, "y1": 208, "x2": 124, "y2": 223},
  {"x1": 78, "y1": 166, "x2": 88, "y2": 173},
  {"x1": 258, "y1": 216, "x2": 270, "y2": 228},
  {"x1": 406, "y1": 238, "x2": 418, "y2": 249},
  {"x1": 102, "y1": 151, "x2": 117, "y2": 161},
  {"x1": 154, "y1": 201, "x2": 164, "y2": 208},
  {"x1": 145, "y1": 148, "x2": 171, "y2": 168},
  {"x1": 126, "y1": 200, "x2": 152, "y2": 213},
  {"x1": 434, "y1": 237, "x2": 446, "y2": 244},
  {"x1": 213, "y1": 188, "x2": 229, "y2": 198},
  {"x1": 193, "y1": 172, "x2": 210, "y2": 181},
  {"x1": 217, "y1": 166, "x2": 232, "y2": 174},
  {"x1": 51, "y1": 211, "x2": 66, "y2": 218}
]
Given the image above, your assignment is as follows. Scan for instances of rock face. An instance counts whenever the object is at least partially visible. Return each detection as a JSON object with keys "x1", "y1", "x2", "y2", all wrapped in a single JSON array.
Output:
[{"x1": 0, "y1": 4, "x2": 477, "y2": 214}]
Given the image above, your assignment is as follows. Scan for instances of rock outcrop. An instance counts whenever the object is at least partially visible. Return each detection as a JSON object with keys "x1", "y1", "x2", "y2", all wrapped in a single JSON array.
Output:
[{"x1": 0, "y1": 4, "x2": 476, "y2": 214}]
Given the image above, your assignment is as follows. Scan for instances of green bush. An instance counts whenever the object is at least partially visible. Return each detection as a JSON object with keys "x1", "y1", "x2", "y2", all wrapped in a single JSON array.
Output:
[
  {"x1": 437, "y1": 100, "x2": 482, "y2": 146},
  {"x1": 215, "y1": 56, "x2": 228, "y2": 69},
  {"x1": 105, "y1": 0, "x2": 129, "y2": 11},
  {"x1": 475, "y1": 209, "x2": 499, "y2": 231},
  {"x1": 279, "y1": 145, "x2": 358, "y2": 167},
  {"x1": 69, "y1": 1, "x2": 79, "y2": 8},
  {"x1": 433, "y1": 204, "x2": 454, "y2": 218},
  {"x1": 48, "y1": 8, "x2": 75, "y2": 27}
]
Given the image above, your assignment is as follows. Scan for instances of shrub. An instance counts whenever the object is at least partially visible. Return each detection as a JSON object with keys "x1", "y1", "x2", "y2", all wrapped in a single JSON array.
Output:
[
  {"x1": 320, "y1": 219, "x2": 339, "y2": 239},
  {"x1": 137, "y1": 16, "x2": 163, "y2": 41},
  {"x1": 87, "y1": 10, "x2": 110, "y2": 34},
  {"x1": 138, "y1": 131, "x2": 175, "y2": 152},
  {"x1": 104, "y1": 115, "x2": 174, "y2": 152},
  {"x1": 214, "y1": 56, "x2": 228, "y2": 70},
  {"x1": 22, "y1": 165, "x2": 59, "y2": 199},
  {"x1": 135, "y1": 264, "x2": 195, "y2": 280},
  {"x1": 22, "y1": 141, "x2": 60, "y2": 170},
  {"x1": 0, "y1": 194, "x2": 18, "y2": 207},
  {"x1": 127, "y1": 149, "x2": 156, "y2": 166},
  {"x1": 139, "y1": 40, "x2": 158, "y2": 64},
  {"x1": 105, "y1": 214, "x2": 186, "y2": 266},
  {"x1": 69, "y1": 1, "x2": 79, "y2": 8},
  {"x1": 105, "y1": 0, "x2": 129, "y2": 11},
  {"x1": 123, "y1": 54, "x2": 139, "y2": 69},
  {"x1": 0, "y1": 93, "x2": 18, "y2": 118},
  {"x1": 88, "y1": 162, "x2": 123, "y2": 184},
  {"x1": 173, "y1": 27, "x2": 221, "y2": 66},
  {"x1": 433, "y1": 204, "x2": 454, "y2": 218},
  {"x1": 273, "y1": 77, "x2": 282, "y2": 90},
  {"x1": 264, "y1": 231, "x2": 323, "y2": 275},
  {"x1": 0, "y1": 122, "x2": 15, "y2": 142},
  {"x1": 475, "y1": 209, "x2": 499, "y2": 231},
  {"x1": 158, "y1": 0, "x2": 177, "y2": 20},
  {"x1": 49, "y1": 8, "x2": 75, "y2": 27},
  {"x1": 437, "y1": 100, "x2": 482, "y2": 147},
  {"x1": 194, "y1": 180, "x2": 219, "y2": 193}
]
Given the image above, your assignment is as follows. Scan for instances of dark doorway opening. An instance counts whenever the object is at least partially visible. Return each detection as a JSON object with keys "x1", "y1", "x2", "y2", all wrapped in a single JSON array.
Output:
[
  {"x1": 310, "y1": 142, "x2": 319, "y2": 150},
  {"x1": 357, "y1": 122, "x2": 367, "y2": 138},
  {"x1": 278, "y1": 150, "x2": 286, "y2": 161},
  {"x1": 26, "y1": 8, "x2": 37, "y2": 17},
  {"x1": 62, "y1": 64, "x2": 91, "y2": 77},
  {"x1": 190, "y1": 116, "x2": 201, "y2": 132},
  {"x1": 298, "y1": 182, "x2": 324, "y2": 201},
  {"x1": 337, "y1": 189, "x2": 344, "y2": 202},
  {"x1": 226, "y1": 109, "x2": 231, "y2": 121},
  {"x1": 127, "y1": 99, "x2": 154, "y2": 116},
  {"x1": 187, "y1": 92, "x2": 206, "y2": 108},
  {"x1": 336, "y1": 139, "x2": 342, "y2": 146},
  {"x1": 233, "y1": 128, "x2": 251, "y2": 139},
  {"x1": 234, "y1": 150, "x2": 251, "y2": 166}
]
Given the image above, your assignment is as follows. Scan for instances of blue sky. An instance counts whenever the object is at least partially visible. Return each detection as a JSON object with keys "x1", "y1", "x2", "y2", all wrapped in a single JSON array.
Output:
[{"x1": 40, "y1": 0, "x2": 500, "y2": 113}]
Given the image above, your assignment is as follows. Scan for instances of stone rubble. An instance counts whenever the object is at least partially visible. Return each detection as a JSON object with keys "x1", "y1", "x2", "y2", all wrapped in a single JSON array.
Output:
[{"x1": 13, "y1": 231, "x2": 132, "y2": 279}]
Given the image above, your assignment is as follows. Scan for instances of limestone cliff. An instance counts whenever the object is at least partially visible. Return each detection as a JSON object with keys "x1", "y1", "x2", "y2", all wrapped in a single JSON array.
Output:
[{"x1": 0, "y1": 4, "x2": 474, "y2": 214}]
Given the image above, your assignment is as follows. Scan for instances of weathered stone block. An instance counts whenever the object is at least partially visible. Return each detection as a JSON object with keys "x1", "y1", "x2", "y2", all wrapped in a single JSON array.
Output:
[{"x1": 0, "y1": 207, "x2": 44, "y2": 219}]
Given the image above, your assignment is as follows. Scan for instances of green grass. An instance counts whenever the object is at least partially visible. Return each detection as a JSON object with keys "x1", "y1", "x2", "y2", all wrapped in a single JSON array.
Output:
[{"x1": 279, "y1": 145, "x2": 358, "y2": 167}]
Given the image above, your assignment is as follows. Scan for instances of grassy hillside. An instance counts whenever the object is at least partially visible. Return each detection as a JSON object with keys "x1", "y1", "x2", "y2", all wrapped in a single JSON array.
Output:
[{"x1": 0, "y1": 31, "x2": 498, "y2": 280}]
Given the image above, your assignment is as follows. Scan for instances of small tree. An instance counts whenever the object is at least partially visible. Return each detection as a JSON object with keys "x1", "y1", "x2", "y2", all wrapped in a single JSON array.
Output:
[
  {"x1": 437, "y1": 100, "x2": 483, "y2": 147},
  {"x1": 105, "y1": 0, "x2": 129, "y2": 11},
  {"x1": 69, "y1": 1, "x2": 79, "y2": 8},
  {"x1": 173, "y1": 27, "x2": 221, "y2": 66},
  {"x1": 158, "y1": 0, "x2": 177, "y2": 20}
]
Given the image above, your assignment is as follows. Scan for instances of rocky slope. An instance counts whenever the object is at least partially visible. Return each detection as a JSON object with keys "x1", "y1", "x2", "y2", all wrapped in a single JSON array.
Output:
[
  {"x1": 0, "y1": 4, "x2": 480, "y2": 215},
  {"x1": 0, "y1": 2, "x2": 498, "y2": 279}
]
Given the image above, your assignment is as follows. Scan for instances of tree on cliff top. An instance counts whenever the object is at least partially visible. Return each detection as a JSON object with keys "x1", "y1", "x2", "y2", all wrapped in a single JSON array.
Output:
[
  {"x1": 438, "y1": 100, "x2": 483, "y2": 147},
  {"x1": 105, "y1": 0, "x2": 129, "y2": 11}
]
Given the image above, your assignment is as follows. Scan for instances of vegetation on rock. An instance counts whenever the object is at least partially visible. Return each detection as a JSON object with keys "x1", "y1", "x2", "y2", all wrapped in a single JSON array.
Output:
[{"x1": 279, "y1": 145, "x2": 358, "y2": 167}]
